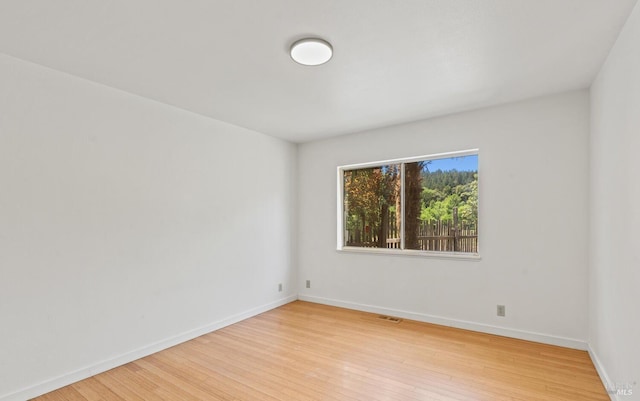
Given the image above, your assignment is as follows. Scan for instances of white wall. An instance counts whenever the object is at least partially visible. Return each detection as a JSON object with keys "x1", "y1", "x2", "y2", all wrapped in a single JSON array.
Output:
[
  {"x1": 0, "y1": 54, "x2": 297, "y2": 400},
  {"x1": 590, "y1": 1, "x2": 640, "y2": 398},
  {"x1": 298, "y1": 91, "x2": 590, "y2": 347}
]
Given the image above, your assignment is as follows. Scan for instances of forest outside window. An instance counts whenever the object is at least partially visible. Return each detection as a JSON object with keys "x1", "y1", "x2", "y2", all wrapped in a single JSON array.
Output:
[{"x1": 338, "y1": 150, "x2": 479, "y2": 257}]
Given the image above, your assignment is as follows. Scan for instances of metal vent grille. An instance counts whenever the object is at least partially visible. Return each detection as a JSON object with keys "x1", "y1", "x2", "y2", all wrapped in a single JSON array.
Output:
[{"x1": 378, "y1": 315, "x2": 402, "y2": 323}]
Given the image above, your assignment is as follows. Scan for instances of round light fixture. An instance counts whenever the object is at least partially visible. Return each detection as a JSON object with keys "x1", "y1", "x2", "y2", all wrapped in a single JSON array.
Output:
[{"x1": 290, "y1": 38, "x2": 333, "y2": 66}]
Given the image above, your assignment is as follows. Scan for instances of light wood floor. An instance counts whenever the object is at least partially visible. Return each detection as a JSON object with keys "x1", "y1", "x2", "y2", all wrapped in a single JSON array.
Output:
[{"x1": 35, "y1": 301, "x2": 608, "y2": 401}]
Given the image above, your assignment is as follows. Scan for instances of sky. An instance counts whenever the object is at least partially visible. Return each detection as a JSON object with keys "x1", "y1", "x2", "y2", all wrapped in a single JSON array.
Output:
[{"x1": 424, "y1": 154, "x2": 478, "y2": 172}]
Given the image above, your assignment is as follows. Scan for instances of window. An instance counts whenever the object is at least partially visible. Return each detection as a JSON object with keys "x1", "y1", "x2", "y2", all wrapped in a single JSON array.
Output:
[{"x1": 338, "y1": 150, "x2": 479, "y2": 257}]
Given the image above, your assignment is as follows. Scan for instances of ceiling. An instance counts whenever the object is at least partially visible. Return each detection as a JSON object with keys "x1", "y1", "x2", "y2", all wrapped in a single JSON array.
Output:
[{"x1": 0, "y1": 1, "x2": 637, "y2": 143}]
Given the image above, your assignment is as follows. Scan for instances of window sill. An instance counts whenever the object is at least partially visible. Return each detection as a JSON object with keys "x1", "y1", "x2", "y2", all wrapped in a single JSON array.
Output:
[{"x1": 337, "y1": 246, "x2": 481, "y2": 261}]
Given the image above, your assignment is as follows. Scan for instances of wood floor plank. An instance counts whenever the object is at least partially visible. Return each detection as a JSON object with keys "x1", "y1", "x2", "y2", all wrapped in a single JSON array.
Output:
[
  {"x1": 71, "y1": 376, "x2": 126, "y2": 401},
  {"x1": 32, "y1": 301, "x2": 609, "y2": 401},
  {"x1": 35, "y1": 387, "x2": 87, "y2": 401}
]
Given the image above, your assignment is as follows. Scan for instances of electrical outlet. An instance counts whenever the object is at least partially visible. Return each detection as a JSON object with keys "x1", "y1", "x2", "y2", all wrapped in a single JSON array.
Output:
[
  {"x1": 278, "y1": 283, "x2": 283, "y2": 292},
  {"x1": 497, "y1": 305, "x2": 506, "y2": 317},
  {"x1": 306, "y1": 280, "x2": 311, "y2": 289}
]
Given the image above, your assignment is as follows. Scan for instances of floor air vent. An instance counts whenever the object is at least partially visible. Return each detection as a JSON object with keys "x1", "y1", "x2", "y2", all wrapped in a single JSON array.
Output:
[{"x1": 378, "y1": 315, "x2": 402, "y2": 323}]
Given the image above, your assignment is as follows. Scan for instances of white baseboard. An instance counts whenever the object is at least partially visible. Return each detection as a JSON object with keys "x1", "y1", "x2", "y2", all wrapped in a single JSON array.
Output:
[
  {"x1": 1, "y1": 295, "x2": 297, "y2": 401},
  {"x1": 298, "y1": 294, "x2": 588, "y2": 350},
  {"x1": 588, "y1": 345, "x2": 616, "y2": 401}
]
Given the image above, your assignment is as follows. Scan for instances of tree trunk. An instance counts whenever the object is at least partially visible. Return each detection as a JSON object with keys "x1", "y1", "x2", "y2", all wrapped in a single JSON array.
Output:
[
  {"x1": 378, "y1": 204, "x2": 389, "y2": 248},
  {"x1": 404, "y1": 162, "x2": 423, "y2": 249}
]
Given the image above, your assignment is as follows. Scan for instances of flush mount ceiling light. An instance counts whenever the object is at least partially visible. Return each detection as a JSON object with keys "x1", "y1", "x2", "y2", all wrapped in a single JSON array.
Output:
[{"x1": 290, "y1": 38, "x2": 333, "y2": 66}]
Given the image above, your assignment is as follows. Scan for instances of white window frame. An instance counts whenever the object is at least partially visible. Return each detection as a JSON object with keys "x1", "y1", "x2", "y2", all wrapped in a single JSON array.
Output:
[{"x1": 337, "y1": 149, "x2": 480, "y2": 260}]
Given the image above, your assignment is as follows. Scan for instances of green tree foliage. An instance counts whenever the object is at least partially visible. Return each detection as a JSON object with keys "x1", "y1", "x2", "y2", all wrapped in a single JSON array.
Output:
[
  {"x1": 457, "y1": 179, "x2": 478, "y2": 224},
  {"x1": 421, "y1": 169, "x2": 476, "y2": 196},
  {"x1": 420, "y1": 170, "x2": 477, "y2": 226}
]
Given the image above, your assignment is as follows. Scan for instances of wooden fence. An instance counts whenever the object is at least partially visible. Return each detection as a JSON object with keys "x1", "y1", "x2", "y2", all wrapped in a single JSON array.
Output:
[
  {"x1": 346, "y1": 208, "x2": 477, "y2": 253},
  {"x1": 411, "y1": 218, "x2": 477, "y2": 252}
]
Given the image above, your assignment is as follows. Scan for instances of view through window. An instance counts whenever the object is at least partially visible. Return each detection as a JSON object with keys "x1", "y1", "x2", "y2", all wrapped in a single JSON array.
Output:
[{"x1": 341, "y1": 151, "x2": 478, "y2": 255}]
